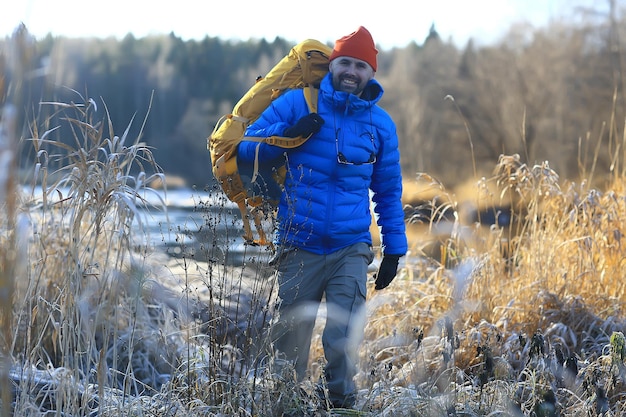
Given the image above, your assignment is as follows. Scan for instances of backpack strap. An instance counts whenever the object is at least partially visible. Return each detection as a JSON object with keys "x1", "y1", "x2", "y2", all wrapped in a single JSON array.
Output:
[{"x1": 303, "y1": 85, "x2": 319, "y2": 113}]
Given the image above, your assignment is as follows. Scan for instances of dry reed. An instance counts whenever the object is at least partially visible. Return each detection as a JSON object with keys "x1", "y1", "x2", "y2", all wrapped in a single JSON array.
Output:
[
  {"x1": 3, "y1": 96, "x2": 626, "y2": 416},
  {"x1": 6, "y1": 19, "x2": 626, "y2": 416}
]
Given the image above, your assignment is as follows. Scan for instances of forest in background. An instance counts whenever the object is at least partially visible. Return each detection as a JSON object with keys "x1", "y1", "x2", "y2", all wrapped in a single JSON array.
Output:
[{"x1": 1, "y1": 2, "x2": 626, "y2": 192}]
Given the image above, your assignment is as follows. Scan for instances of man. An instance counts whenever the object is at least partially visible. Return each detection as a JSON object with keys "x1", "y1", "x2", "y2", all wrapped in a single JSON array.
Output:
[{"x1": 237, "y1": 26, "x2": 407, "y2": 409}]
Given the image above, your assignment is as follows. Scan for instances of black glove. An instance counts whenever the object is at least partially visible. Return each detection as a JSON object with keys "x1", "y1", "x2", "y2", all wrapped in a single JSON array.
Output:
[
  {"x1": 283, "y1": 113, "x2": 324, "y2": 138},
  {"x1": 374, "y1": 255, "x2": 401, "y2": 290}
]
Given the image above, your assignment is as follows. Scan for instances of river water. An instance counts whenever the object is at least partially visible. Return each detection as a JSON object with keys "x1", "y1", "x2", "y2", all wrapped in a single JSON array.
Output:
[
  {"x1": 23, "y1": 185, "x2": 274, "y2": 267},
  {"x1": 138, "y1": 187, "x2": 274, "y2": 266}
]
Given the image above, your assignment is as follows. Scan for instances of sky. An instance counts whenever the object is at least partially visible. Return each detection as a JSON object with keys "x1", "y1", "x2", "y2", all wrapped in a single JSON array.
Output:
[{"x1": 0, "y1": 0, "x2": 611, "y2": 50}]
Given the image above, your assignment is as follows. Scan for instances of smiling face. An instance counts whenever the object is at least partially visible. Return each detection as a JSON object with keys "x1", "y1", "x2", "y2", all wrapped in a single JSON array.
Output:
[{"x1": 329, "y1": 56, "x2": 375, "y2": 96}]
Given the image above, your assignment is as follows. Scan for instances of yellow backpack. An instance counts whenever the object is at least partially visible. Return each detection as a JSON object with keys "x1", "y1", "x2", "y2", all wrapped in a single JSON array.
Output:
[{"x1": 208, "y1": 39, "x2": 332, "y2": 246}]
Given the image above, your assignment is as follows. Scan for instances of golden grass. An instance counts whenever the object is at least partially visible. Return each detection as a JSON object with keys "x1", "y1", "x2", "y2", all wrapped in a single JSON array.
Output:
[
  {"x1": 0, "y1": 85, "x2": 18, "y2": 417},
  {"x1": 349, "y1": 155, "x2": 626, "y2": 415},
  {"x1": 4, "y1": 95, "x2": 626, "y2": 415}
]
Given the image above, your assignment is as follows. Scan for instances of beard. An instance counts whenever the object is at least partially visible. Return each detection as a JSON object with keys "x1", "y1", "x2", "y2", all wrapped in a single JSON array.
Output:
[{"x1": 334, "y1": 74, "x2": 365, "y2": 95}]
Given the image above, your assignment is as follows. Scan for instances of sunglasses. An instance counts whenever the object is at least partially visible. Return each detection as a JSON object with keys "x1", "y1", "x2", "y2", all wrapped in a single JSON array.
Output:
[{"x1": 335, "y1": 129, "x2": 377, "y2": 166}]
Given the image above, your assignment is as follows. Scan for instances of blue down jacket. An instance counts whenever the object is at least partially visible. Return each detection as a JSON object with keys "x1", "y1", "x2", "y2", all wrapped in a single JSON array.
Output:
[{"x1": 237, "y1": 72, "x2": 407, "y2": 256}]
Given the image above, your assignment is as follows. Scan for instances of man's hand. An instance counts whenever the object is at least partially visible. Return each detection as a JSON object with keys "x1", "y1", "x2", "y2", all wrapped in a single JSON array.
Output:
[
  {"x1": 283, "y1": 114, "x2": 324, "y2": 138},
  {"x1": 374, "y1": 255, "x2": 400, "y2": 290}
]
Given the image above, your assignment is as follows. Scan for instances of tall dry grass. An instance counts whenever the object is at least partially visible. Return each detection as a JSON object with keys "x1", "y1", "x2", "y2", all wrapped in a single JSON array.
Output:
[
  {"x1": 1, "y1": 78, "x2": 19, "y2": 417},
  {"x1": 5, "y1": 19, "x2": 626, "y2": 415},
  {"x1": 3, "y1": 99, "x2": 626, "y2": 416},
  {"x1": 355, "y1": 153, "x2": 626, "y2": 416},
  {"x1": 1, "y1": 95, "x2": 292, "y2": 416}
]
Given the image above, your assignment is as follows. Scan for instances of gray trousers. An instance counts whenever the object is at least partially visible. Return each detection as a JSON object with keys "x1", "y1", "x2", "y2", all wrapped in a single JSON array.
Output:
[{"x1": 270, "y1": 242, "x2": 374, "y2": 406}]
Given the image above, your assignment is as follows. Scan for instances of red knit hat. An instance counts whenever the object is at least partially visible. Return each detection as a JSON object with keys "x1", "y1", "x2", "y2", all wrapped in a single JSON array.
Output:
[{"x1": 329, "y1": 26, "x2": 378, "y2": 72}]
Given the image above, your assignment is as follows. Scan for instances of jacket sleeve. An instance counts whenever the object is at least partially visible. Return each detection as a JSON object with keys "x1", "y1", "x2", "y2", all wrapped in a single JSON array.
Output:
[
  {"x1": 370, "y1": 118, "x2": 408, "y2": 257},
  {"x1": 237, "y1": 90, "x2": 306, "y2": 163}
]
